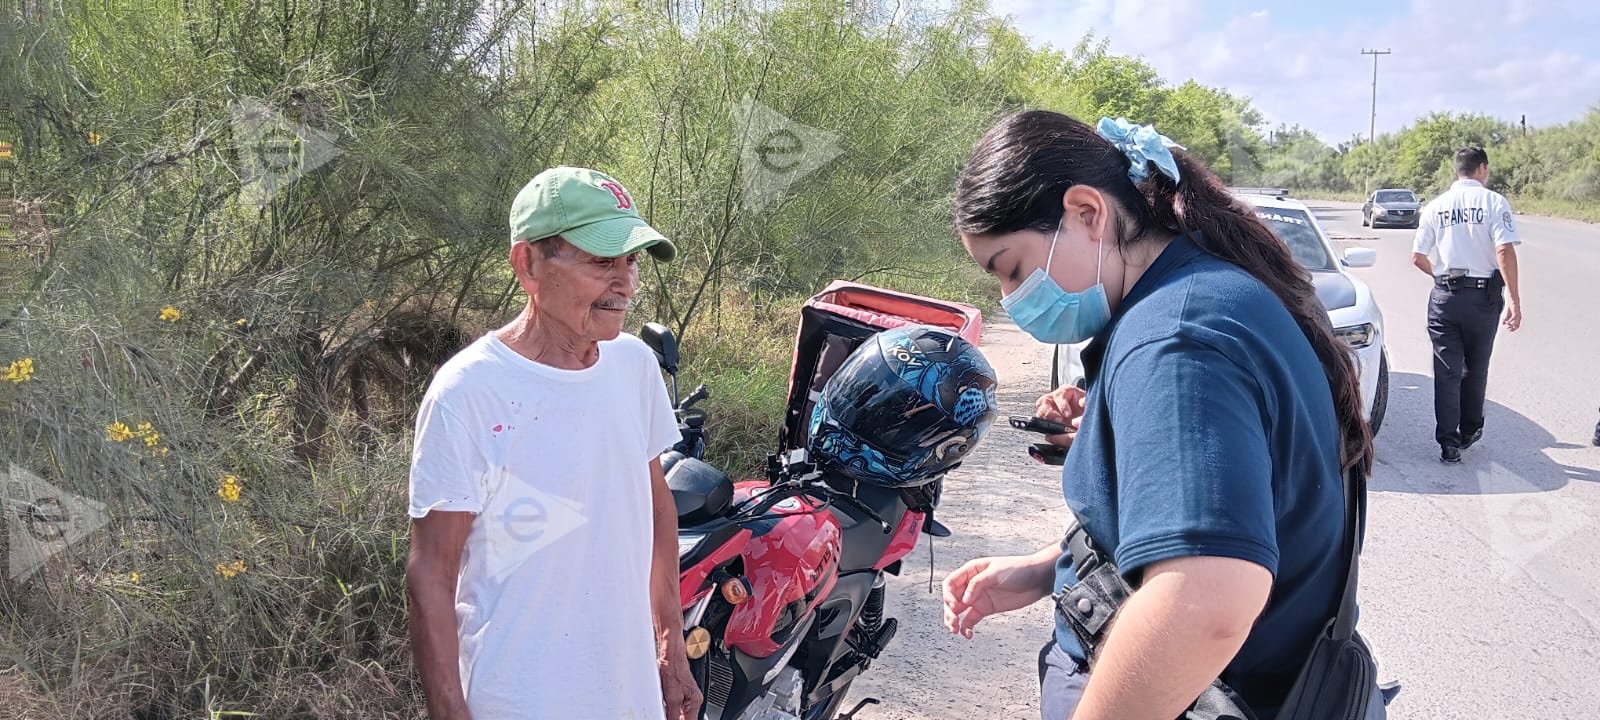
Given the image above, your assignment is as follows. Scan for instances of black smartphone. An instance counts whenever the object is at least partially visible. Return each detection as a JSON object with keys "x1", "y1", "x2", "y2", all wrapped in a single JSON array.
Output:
[
  {"x1": 1028, "y1": 443, "x2": 1068, "y2": 466},
  {"x1": 1008, "y1": 415, "x2": 1070, "y2": 436}
]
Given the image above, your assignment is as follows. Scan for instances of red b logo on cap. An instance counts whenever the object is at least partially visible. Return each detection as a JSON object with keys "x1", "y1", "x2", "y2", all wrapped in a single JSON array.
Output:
[{"x1": 599, "y1": 180, "x2": 633, "y2": 210}]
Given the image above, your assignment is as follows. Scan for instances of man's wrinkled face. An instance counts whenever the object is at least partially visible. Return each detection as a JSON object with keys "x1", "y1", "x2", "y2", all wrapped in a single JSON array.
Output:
[{"x1": 517, "y1": 237, "x2": 640, "y2": 342}]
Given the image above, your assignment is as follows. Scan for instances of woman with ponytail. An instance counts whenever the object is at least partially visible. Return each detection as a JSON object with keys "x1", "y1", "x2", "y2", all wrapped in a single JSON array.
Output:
[{"x1": 940, "y1": 111, "x2": 1381, "y2": 720}]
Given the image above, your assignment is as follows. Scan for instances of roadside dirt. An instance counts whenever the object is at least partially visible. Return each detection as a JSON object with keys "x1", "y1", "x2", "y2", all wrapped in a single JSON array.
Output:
[{"x1": 848, "y1": 312, "x2": 1064, "y2": 720}]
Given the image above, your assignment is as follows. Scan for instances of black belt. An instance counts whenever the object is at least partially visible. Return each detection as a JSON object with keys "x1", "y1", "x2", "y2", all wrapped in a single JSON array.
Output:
[{"x1": 1436, "y1": 276, "x2": 1490, "y2": 289}]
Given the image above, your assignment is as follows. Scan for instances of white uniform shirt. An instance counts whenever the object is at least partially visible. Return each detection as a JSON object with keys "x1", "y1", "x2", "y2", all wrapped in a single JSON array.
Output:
[
  {"x1": 409, "y1": 332, "x2": 681, "y2": 719},
  {"x1": 1412, "y1": 179, "x2": 1521, "y2": 278}
]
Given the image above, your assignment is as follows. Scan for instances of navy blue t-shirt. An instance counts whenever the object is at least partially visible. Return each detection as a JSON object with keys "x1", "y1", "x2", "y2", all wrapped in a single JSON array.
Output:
[{"x1": 1051, "y1": 233, "x2": 1347, "y2": 715}]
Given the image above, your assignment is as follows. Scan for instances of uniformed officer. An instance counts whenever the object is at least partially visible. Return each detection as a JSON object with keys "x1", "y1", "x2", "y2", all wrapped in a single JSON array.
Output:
[{"x1": 1411, "y1": 146, "x2": 1522, "y2": 464}]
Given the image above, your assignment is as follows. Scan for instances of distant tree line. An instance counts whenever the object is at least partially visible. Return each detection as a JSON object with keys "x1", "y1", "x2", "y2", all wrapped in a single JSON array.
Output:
[{"x1": 1254, "y1": 110, "x2": 1600, "y2": 202}]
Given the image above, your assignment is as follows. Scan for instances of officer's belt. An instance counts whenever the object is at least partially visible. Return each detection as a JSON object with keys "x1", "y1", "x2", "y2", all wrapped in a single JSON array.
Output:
[
  {"x1": 1052, "y1": 518, "x2": 1264, "y2": 719},
  {"x1": 1055, "y1": 518, "x2": 1127, "y2": 667},
  {"x1": 1435, "y1": 276, "x2": 1490, "y2": 290}
]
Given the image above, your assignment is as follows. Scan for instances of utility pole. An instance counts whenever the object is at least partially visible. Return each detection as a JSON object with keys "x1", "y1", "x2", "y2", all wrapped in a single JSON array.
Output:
[{"x1": 1361, "y1": 49, "x2": 1391, "y2": 144}]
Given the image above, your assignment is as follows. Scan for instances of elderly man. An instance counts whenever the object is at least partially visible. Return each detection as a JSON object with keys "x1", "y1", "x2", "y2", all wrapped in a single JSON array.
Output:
[{"x1": 406, "y1": 166, "x2": 701, "y2": 719}]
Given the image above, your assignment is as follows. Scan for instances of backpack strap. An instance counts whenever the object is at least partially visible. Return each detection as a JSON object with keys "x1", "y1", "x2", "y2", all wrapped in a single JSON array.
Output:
[{"x1": 1331, "y1": 465, "x2": 1364, "y2": 641}]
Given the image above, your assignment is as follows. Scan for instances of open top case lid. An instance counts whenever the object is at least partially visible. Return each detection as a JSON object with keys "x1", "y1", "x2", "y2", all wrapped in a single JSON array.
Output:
[{"x1": 777, "y1": 280, "x2": 984, "y2": 457}]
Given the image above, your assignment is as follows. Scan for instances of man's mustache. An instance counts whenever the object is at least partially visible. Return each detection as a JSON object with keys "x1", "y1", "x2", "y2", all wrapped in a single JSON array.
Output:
[{"x1": 594, "y1": 296, "x2": 636, "y2": 312}]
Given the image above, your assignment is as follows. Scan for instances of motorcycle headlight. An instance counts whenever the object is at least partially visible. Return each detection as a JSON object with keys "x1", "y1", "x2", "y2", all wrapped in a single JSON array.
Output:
[
  {"x1": 1335, "y1": 323, "x2": 1376, "y2": 349},
  {"x1": 677, "y1": 533, "x2": 706, "y2": 559}
]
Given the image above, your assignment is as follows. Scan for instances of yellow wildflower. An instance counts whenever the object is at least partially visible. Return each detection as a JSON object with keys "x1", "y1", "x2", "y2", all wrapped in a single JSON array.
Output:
[
  {"x1": 3, "y1": 357, "x2": 33, "y2": 384},
  {"x1": 218, "y1": 475, "x2": 242, "y2": 503},
  {"x1": 363, "y1": 299, "x2": 377, "y2": 310},
  {"x1": 130, "y1": 423, "x2": 167, "y2": 455},
  {"x1": 234, "y1": 318, "x2": 248, "y2": 328},
  {"x1": 215, "y1": 559, "x2": 247, "y2": 578},
  {"x1": 107, "y1": 422, "x2": 134, "y2": 442},
  {"x1": 88, "y1": 132, "x2": 103, "y2": 146},
  {"x1": 159, "y1": 306, "x2": 182, "y2": 322},
  {"x1": 0, "y1": 141, "x2": 12, "y2": 160},
  {"x1": 130, "y1": 572, "x2": 140, "y2": 584}
]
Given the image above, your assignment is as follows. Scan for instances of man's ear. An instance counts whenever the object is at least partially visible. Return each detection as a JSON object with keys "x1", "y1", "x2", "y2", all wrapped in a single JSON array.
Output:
[
  {"x1": 510, "y1": 241, "x2": 541, "y2": 295},
  {"x1": 1061, "y1": 185, "x2": 1112, "y2": 243}
]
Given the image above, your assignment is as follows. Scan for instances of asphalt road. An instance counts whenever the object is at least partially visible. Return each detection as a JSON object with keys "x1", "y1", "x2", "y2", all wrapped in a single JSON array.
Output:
[
  {"x1": 850, "y1": 201, "x2": 1600, "y2": 719},
  {"x1": 1312, "y1": 200, "x2": 1600, "y2": 718}
]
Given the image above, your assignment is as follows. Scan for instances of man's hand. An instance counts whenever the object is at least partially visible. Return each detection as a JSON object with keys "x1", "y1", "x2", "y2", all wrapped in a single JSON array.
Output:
[
  {"x1": 408, "y1": 511, "x2": 476, "y2": 720},
  {"x1": 1411, "y1": 251, "x2": 1435, "y2": 276},
  {"x1": 659, "y1": 652, "x2": 703, "y2": 720},
  {"x1": 649, "y1": 456, "x2": 703, "y2": 719},
  {"x1": 1035, "y1": 385, "x2": 1087, "y2": 448},
  {"x1": 1497, "y1": 243, "x2": 1521, "y2": 332}
]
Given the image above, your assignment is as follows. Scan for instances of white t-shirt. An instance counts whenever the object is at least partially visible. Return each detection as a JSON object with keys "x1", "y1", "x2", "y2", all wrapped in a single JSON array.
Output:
[
  {"x1": 1413, "y1": 178, "x2": 1521, "y2": 278},
  {"x1": 409, "y1": 331, "x2": 681, "y2": 719}
]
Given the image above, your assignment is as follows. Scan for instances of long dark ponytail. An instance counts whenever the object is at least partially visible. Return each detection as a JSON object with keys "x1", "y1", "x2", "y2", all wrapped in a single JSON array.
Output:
[{"x1": 956, "y1": 110, "x2": 1373, "y2": 476}]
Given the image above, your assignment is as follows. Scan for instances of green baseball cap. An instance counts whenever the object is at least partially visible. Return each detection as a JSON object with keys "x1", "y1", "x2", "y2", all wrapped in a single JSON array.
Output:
[{"x1": 509, "y1": 166, "x2": 676, "y2": 262}]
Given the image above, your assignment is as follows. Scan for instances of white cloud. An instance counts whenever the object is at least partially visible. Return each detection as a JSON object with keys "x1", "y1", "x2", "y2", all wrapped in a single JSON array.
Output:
[{"x1": 1001, "y1": 0, "x2": 1600, "y2": 142}]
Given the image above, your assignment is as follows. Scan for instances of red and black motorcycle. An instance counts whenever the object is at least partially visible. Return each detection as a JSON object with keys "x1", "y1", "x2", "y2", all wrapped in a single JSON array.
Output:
[{"x1": 642, "y1": 281, "x2": 996, "y2": 720}]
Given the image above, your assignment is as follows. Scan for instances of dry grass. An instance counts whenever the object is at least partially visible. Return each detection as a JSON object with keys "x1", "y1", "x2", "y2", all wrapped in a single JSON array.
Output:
[
  {"x1": 1, "y1": 284, "x2": 428, "y2": 718},
  {"x1": 1514, "y1": 197, "x2": 1600, "y2": 224},
  {"x1": 0, "y1": 258, "x2": 987, "y2": 717}
]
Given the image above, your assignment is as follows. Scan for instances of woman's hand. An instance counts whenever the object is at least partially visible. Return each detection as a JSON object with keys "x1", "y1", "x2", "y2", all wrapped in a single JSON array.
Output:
[
  {"x1": 942, "y1": 550, "x2": 1058, "y2": 638},
  {"x1": 1034, "y1": 385, "x2": 1087, "y2": 447}
]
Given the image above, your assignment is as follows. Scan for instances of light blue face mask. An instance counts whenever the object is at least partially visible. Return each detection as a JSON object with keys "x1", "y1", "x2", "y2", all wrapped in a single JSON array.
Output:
[{"x1": 1000, "y1": 223, "x2": 1112, "y2": 344}]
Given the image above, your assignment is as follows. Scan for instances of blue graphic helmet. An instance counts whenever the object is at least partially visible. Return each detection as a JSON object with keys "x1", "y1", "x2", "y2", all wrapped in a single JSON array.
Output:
[{"x1": 808, "y1": 324, "x2": 999, "y2": 488}]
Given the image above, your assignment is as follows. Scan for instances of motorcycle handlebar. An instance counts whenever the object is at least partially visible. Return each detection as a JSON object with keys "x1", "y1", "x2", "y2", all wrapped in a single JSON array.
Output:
[
  {"x1": 680, "y1": 384, "x2": 710, "y2": 410},
  {"x1": 730, "y1": 476, "x2": 892, "y2": 533},
  {"x1": 732, "y1": 483, "x2": 809, "y2": 522}
]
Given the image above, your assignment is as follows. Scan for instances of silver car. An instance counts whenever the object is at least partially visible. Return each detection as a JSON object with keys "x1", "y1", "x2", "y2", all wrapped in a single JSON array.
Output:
[{"x1": 1362, "y1": 188, "x2": 1421, "y2": 229}]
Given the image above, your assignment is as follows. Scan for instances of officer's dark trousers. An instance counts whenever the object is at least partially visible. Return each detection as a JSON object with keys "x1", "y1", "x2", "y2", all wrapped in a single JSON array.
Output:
[{"x1": 1427, "y1": 285, "x2": 1502, "y2": 448}]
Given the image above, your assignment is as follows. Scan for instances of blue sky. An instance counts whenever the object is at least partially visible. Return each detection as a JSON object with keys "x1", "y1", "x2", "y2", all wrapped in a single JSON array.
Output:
[{"x1": 991, "y1": 0, "x2": 1600, "y2": 142}]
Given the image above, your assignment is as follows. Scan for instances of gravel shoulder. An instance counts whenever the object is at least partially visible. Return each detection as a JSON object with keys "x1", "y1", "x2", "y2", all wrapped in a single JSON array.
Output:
[{"x1": 848, "y1": 313, "x2": 1063, "y2": 720}]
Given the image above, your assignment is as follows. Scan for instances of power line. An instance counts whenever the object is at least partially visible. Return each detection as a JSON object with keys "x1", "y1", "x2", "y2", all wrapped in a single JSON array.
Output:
[{"x1": 1361, "y1": 49, "x2": 1392, "y2": 144}]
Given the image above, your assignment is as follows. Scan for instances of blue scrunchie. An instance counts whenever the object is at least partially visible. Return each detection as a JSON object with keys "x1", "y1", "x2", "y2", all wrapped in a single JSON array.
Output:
[{"x1": 1096, "y1": 117, "x2": 1184, "y2": 185}]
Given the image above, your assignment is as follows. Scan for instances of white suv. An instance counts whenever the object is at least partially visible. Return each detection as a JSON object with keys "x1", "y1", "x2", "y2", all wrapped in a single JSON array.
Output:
[{"x1": 1052, "y1": 191, "x2": 1390, "y2": 435}]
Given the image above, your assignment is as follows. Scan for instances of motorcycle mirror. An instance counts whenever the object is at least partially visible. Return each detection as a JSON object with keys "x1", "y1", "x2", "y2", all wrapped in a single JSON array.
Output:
[{"x1": 641, "y1": 322, "x2": 679, "y2": 375}]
